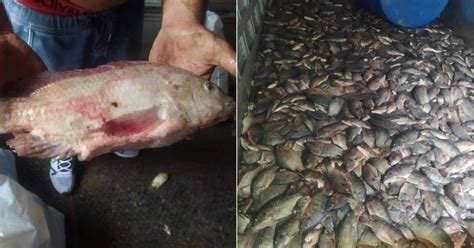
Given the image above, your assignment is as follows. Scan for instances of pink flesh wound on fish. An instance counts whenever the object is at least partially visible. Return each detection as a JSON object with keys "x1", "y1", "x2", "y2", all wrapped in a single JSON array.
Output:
[{"x1": 99, "y1": 107, "x2": 161, "y2": 136}]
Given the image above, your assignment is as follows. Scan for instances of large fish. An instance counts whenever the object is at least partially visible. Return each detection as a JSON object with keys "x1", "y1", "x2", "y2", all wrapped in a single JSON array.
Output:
[{"x1": 0, "y1": 61, "x2": 234, "y2": 161}]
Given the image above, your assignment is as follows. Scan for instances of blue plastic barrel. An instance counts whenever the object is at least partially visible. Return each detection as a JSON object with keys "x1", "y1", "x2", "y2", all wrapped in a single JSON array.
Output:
[{"x1": 355, "y1": 0, "x2": 449, "y2": 28}]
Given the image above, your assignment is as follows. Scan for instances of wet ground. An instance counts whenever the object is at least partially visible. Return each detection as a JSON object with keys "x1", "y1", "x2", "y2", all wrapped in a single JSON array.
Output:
[{"x1": 6, "y1": 124, "x2": 235, "y2": 248}]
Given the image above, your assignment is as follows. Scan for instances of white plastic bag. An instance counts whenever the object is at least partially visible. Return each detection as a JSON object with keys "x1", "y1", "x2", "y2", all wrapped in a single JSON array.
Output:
[{"x1": 0, "y1": 149, "x2": 65, "y2": 248}]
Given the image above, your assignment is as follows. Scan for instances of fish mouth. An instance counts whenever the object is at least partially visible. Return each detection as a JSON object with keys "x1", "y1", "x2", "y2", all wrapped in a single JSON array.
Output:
[
  {"x1": 207, "y1": 97, "x2": 235, "y2": 126},
  {"x1": 222, "y1": 97, "x2": 236, "y2": 118}
]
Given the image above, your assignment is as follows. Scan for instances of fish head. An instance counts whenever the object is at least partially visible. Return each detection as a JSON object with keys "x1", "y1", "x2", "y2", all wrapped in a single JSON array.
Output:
[{"x1": 181, "y1": 77, "x2": 235, "y2": 127}]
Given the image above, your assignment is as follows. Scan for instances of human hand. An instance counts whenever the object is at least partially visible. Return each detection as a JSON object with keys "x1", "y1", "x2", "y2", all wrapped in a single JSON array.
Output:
[{"x1": 148, "y1": 23, "x2": 236, "y2": 79}]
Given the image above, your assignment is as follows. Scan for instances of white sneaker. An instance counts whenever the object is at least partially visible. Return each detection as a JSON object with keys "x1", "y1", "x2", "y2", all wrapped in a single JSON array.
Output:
[
  {"x1": 114, "y1": 149, "x2": 139, "y2": 158},
  {"x1": 50, "y1": 157, "x2": 75, "y2": 194}
]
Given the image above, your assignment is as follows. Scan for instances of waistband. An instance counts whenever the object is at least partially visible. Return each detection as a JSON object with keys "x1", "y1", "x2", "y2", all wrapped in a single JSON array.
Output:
[
  {"x1": 16, "y1": 0, "x2": 90, "y2": 16},
  {"x1": 3, "y1": 0, "x2": 121, "y2": 31}
]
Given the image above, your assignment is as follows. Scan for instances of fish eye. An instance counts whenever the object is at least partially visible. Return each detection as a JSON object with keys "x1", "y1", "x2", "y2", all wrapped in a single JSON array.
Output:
[{"x1": 204, "y1": 81, "x2": 214, "y2": 91}]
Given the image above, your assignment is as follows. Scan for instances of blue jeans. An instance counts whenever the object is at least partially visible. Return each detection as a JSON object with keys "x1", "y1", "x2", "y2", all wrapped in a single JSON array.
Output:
[{"x1": 3, "y1": 0, "x2": 144, "y2": 71}]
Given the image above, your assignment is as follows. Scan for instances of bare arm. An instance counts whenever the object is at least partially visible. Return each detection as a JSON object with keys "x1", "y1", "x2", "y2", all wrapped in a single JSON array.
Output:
[
  {"x1": 0, "y1": 4, "x2": 45, "y2": 87},
  {"x1": 149, "y1": 0, "x2": 236, "y2": 78},
  {"x1": 162, "y1": 0, "x2": 204, "y2": 26}
]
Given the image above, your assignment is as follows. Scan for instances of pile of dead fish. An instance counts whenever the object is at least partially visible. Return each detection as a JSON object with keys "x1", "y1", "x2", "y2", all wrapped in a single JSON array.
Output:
[{"x1": 239, "y1": 0, "x2": 474, "y2": 247}]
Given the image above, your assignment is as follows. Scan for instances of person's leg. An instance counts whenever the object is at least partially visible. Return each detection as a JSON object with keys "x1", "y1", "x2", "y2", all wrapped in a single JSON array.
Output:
[{"x1": 0, "y1": 149, "x2": 17, "y2": 181}]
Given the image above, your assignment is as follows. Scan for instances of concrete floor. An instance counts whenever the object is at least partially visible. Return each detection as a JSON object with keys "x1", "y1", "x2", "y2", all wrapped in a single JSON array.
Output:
[{"x1": 7, "y1": 124, "x2": 235, "y2": 248}]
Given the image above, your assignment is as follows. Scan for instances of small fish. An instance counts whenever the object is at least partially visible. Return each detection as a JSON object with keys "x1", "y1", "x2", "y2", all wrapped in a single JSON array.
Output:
[
  {"x1": 349, "y1": 172, "x2": 367, "y2": 202},
  {"x1": 407, "y1": 172, "x2": 440, "y2": 193},
  {"x1": 239, "y1": 166, "x2": 266, "y2": 199},
  {"x1": 311, "y1": 74, "x2": 330, "y2": 88},
  {"x1": 336, "y1": 211, "x2": 358, "y2": 248},
  {"x1": 421, "y1": 191, "x2": 443, "y2": 223},
  {"x1": 252, "y1": 166, "x2": 279, "y2": 198},
  {"x1": 455, "y1": 140, "x2": 474, "y2": 153},
  {"x1": 254, "y1": 226, "x2": 275, "y2": 248},
  {"x1": 386, "y1": 198, "x2": 421, "y2": 224},
  {"x1": 439, "y1": 154, "x2": 474, "y2": 176},
  {"x1": 438, "y1": 217, "x2": 464, "y2": 235},
  {"x1": 274, "y1": 216, "x2": 300, "y2": 248},
  {"x1": 406, "y1": 217, "x2": 453, "y2": 247},
  {"x1": 366, "y1": 197, "x2": 391, "y2": 222},
  {"x1": 420, "y1": 167, "x2": 452, "y2": 185},
  {"x1": 461, "y1": 177, "x2": 474, "y2": 192},
  {"x1": 300, "y1": 190, "x2": 329, "y2": 233},
  {"x1": 275, "y1": 142, "x2": 305, "y2": 171},
  {"x1": 368, "y1": 74, "x2": 386, "y2": 92},
  {"x1": 331, "y1": 133, "x2": 348, "y2": 150},
  {"x1": 305, "y1": 141, "x2": 344, "y2": 158},
  {"x1": 367, "y1": 219, "x2": 405, "y2": 246},
  {"x1": 369, "y1": 114, "x2": 399, "y2": 129},
  {"x1": 383, "y1": 163, "x2": 415, "y2": 184},
  {"x1": 438, "y1": 195, "x2": 467, "y2": 223},
  {"x1": 238, "y1": 232, "x2": 257, "y2": 248},
  {"x1": 392, "y1": 130, "x2": 420, "y2": 150},
  {"x1": 448, "y1": 122, "x2": 470, "y2": 140},
  {"x1": 398, "y1": 226, "x2": 416, "y2": 241},
  {"x1": 327, "y1": 193, "x2": 349, "y2": 211},
  {"x1": 315, "y1": 123, "x2": 349, "y2": 139},
  {"x1": 375, "y1": 88, "x2": 391, "y2": 106},
  {"x1": 413, "y1": 86, "x2": 430, "y2": 105},
  {"x1": 425, "y1": 137, "x2": 461, "y2": 158},
  {"x1": 272, "y1": 170, "x2": 301, "y2": 185},
  {"x1": 368, "y1": 158, "x2": 391, "y2": 174},
  {"x1": 302, "y1": 226, "x2": 323, "y2": 248},
  {"x1": 362, "y1": 162, "x2": 381, "y2": 191},
  {"x1": 344, "y1": 146, "x2": 370, "y2": 172},
  {"x1": 321, "y1": 212, "x2": 338, "y2": 233},
  {"x1": 251, "y1": 193, "x2": 303, "y2": 232},
  {"x1": 326, "y1": 166, "x2": 353, "y2": 195},
  {"x1": 358, "y1": 229, "x2": 382, "y2": 247},
  {"x1": 318, "y1": 228, "x2": 336, "y2": 248},
  {"x1": 341, "y1": 118, "x2": 371, "y2": 129},
  {"x1": 399, "y1": 183, "x2": 418, "y2": 201}
]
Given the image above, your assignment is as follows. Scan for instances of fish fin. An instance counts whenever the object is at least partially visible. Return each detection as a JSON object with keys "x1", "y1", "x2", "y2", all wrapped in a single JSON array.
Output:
[{"x1": 7, "y1": 133, "x2": 76, "y2": 160}]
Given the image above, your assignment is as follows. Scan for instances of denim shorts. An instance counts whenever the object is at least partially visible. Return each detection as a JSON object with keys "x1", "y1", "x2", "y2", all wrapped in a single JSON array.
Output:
[{"x1": 3, "y1": 0, "x2": 144, "y2": 71}]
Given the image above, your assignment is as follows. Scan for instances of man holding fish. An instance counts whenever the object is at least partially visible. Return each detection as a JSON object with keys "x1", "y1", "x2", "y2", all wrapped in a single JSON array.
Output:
[
  {"x1": 0, "y1": 1, "x2": 235, "y2": 246},
  {"x1": 0, "y1": 0, "x2": 236, "y2": 195}
]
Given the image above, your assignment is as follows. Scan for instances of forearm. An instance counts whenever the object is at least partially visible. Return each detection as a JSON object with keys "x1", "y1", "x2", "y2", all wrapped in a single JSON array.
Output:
[
  {"x1": 162, "y1": 0, "x2": 204, "y2": 26},
  {"x1": 0, "y1": 4, "x2": 11, "y2": 34}
]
